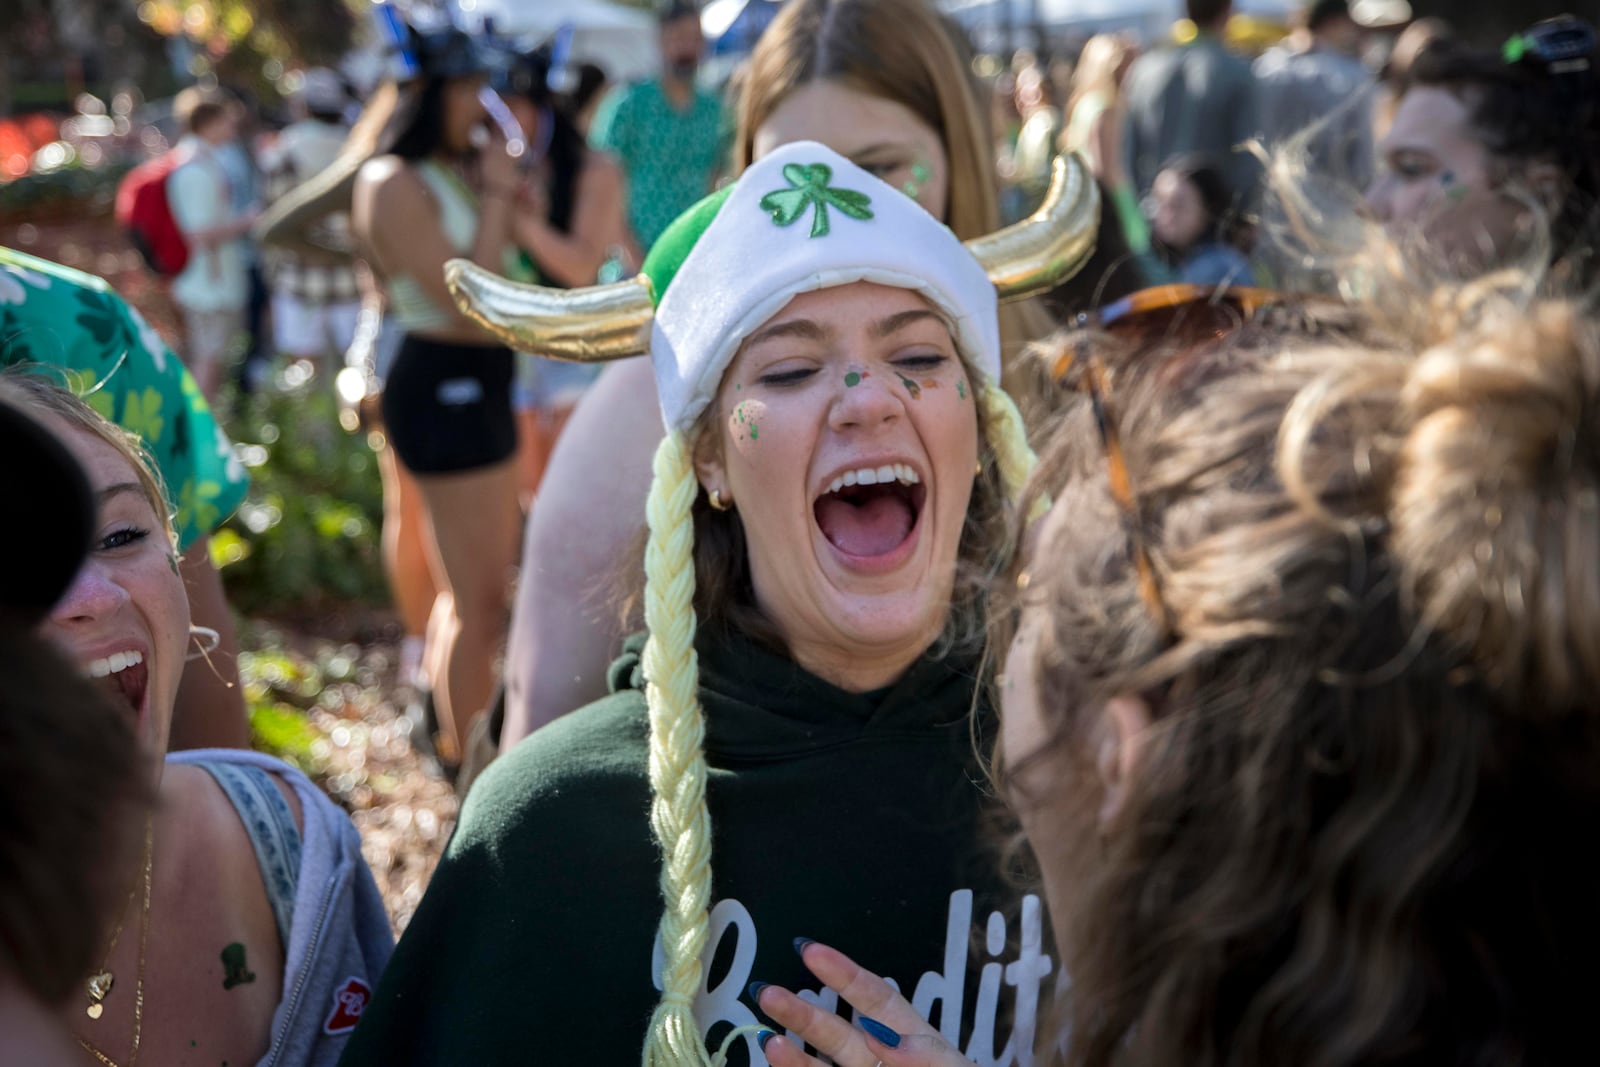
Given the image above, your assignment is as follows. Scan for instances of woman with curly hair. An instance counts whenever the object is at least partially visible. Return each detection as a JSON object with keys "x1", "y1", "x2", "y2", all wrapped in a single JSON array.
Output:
[{"x1": 755, "y1": 272, "x2": 1600, "y2": 1066}]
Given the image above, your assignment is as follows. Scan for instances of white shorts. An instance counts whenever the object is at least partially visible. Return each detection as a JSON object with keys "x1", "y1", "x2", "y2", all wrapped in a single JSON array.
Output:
[{"x1": 271, "y1": 292, "x2": 360, "y2": 360}]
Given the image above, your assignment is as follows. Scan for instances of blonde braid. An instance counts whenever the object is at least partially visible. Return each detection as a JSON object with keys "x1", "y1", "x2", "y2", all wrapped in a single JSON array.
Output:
[
  {"x1": 981, "y1": 383, "x2": 1043, "y2": 516},
  {"x1": 640, "y1": 432, "x2": 716, "y2": 1067}
]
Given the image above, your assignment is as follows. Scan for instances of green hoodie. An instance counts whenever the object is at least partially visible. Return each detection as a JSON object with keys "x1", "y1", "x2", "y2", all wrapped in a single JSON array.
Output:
[{"x1": 340, "y1": 628, "x2": 1058, "y2": 1066}]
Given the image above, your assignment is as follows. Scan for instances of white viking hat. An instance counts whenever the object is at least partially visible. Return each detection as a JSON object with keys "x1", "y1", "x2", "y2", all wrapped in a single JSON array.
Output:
[{"x1": 446, "y1": 140, "x2": 1098, "y2": 430}]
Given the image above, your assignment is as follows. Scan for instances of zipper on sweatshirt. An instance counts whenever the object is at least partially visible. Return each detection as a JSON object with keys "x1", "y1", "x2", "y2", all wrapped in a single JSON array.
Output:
[{"x1": 265, "y1": 864, "x2": 343, "y2": 1064}]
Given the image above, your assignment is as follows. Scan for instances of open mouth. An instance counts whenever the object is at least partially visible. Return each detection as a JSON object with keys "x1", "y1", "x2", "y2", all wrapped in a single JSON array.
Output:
[
  {"x1": 86, "y1": 650, "x2": 149, "y2": 718},
  {"x1": 814, "y1": 463, "x2": 927, "y2": 563}
]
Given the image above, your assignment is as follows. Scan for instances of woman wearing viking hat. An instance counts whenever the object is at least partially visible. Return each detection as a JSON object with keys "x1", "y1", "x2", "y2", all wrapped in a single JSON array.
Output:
[{"x1": 338, "y1": 143, "x2": 1097, "y2": 1066}]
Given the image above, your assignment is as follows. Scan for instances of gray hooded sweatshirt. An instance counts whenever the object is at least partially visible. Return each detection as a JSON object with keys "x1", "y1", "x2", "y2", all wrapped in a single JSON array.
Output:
[{"x1": 169, "y1": 748, "x2": 394, "y2": 1067}]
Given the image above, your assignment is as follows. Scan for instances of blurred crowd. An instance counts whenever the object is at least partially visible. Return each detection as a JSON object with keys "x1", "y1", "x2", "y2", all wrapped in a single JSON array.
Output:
[{"x1": 3, "y1": 1, "x2": 1599, "y2": 1065}]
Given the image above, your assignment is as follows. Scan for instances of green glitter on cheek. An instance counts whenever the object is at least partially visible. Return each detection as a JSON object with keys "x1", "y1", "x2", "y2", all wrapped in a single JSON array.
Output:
[
  {"x1": 957, "y1": 380, "x2": 967, "y2": 400},
  {"x1": 749, "y1": 425, "x2": 758, "y2": 439}
]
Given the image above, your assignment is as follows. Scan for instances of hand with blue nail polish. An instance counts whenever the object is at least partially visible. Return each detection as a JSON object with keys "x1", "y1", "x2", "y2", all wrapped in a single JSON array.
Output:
[{"x1": 754, "y1": 940, "x2": 974, "y2": 1067}]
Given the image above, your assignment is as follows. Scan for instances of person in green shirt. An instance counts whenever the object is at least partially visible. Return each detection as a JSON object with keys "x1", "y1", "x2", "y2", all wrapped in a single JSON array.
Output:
[
  {"x1": 589, "y1": 2, "x2": 725, "y2": 255},
  {"x1": 0, "y1": 246, "x2": 249, "y2": 749}
]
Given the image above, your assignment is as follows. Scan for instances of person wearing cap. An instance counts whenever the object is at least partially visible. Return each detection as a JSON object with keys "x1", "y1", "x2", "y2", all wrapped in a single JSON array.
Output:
[
  {"x1": 3, "y1": 372, "x2": 393, "y2": 1067},
  {"x1": 349, "y1": 23, "x2": 531, "y2": 772},
  {"x1": 1254, "y1": 0, "x2": 1375, "y2": 188},
  {"x1": 260, "y1": 68, "x2": 361, "y2": 383},
  {"x1": 0, "y1": 245, "x2": 251, "y2": 751},
  {"x1": 1364, "y1": 15, "x2": 1600, "y2": 290},
  {"x1": 338, "y1": 143, "x2": 1097, "y2": 1066}
]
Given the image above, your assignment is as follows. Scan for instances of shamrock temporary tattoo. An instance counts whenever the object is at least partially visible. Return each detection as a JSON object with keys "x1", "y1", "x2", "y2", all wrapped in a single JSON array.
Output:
[
  {"x1": 759, "y1": 163, "x2": 874, "y2": 238},
  {"x1": 221, "y1": 943, "x2": 256, "y2": 990}
]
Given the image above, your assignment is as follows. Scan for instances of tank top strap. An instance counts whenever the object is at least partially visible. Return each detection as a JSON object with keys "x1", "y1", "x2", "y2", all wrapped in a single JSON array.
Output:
[
  {"x1": 191, "y1": 759, "x2": 302, "y2": 949},
  {"x1": 414, "y1": 159, "x2": 480, "y2": 253}
]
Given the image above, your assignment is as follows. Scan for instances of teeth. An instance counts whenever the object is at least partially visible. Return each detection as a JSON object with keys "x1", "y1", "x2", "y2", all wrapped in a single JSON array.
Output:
[
  {"x1": 825, "y1": 464, "x2": 923, "y2": 495},
  {"x1": 86, "y1": 650, "x2": 143, "y2": 678}
]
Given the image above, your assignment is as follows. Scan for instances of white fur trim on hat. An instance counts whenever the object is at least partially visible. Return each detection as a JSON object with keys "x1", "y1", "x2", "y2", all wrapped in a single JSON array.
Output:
[{"x1": 649, "y1": 141, "x2": 1000, "y2": 435}]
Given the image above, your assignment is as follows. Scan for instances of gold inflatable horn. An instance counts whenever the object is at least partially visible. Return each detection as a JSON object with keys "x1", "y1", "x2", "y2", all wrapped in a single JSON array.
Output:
[
  {"x1": 446, "y1": 152, "x2": 1099, "y2": 362},
  {"x1": 969, "y1": 152, "x2": 1099, "y2": 302},
  {"x1": 444, "y1": 264, "x2": 656, "y2": 363}
]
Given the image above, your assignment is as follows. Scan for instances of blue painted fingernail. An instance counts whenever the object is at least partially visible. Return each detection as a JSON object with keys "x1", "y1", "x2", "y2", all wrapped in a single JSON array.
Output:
[
  {"x1": 757, "y1": 1029, "x2": 777, "y2": 1052},
  {"x1": 748, "y1": 980, "x2": 770, "y2": 1003},
  {"x1": 793, "y1": 936, "x2": 816, "y2": 956},
  {"x1": 860, "y1": 1015, "x2": 902, "y2": 1049}
]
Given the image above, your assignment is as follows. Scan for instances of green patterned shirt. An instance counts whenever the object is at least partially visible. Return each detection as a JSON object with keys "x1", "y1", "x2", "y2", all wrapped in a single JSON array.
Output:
[
  {"x1": 589, "y1": 79, "x2": 724, "y2": 250},
  {"x1": 0, "y1": 246, "x2": 249, "y2": 549}
]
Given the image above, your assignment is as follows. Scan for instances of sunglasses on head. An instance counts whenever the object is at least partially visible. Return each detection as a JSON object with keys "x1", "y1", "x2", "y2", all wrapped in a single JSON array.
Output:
[{"x1": 1049, "y1": 285, "x2": 1297, "y2": 641}]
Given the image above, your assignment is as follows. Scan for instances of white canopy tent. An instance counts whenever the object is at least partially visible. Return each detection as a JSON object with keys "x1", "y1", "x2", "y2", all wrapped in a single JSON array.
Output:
[
  {"x1": 455, "y1": 0, "x2": 659, "y2": 82},
  {"x1": 943, "y1": 0, "x2": 1297, "y2": 47}
]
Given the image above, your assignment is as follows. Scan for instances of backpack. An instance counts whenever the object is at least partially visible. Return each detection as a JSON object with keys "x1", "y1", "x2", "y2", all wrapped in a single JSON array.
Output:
[{"x1": 115, "y1": 150, "x2": 189, "y2": 278}]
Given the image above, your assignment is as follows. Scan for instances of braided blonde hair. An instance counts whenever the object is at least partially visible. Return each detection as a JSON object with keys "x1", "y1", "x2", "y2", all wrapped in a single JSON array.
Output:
[{"x1": 638, "y1": 373, "x2": 1037, "y2": 1065}]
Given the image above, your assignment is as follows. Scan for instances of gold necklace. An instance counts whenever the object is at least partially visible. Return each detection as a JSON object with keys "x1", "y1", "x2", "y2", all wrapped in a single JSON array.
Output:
[{"x1": 78, "y1": 816, "x2": 153, "y2": 1067}]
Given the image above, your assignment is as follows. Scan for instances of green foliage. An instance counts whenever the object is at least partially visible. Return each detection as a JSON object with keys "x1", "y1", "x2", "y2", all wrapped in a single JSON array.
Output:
[
  {"x1": 239, "y1": 637, "x2": 327, "y2": 774},
  {"x1": 217, "y1": 386, "x2": 388, "y2": 616},
  {"x1": 0, "y1": 159, "x2": 131, "y2": 220}
]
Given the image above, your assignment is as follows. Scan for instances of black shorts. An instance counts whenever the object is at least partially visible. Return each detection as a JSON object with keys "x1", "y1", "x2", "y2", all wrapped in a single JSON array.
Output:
[{"x1": 381, "y1": 335, "x2": 516, "y2": 474}]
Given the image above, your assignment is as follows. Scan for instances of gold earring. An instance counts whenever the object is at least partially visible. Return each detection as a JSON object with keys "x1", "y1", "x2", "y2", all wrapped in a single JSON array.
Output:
[{"x1": 709, "y1": 488, "x2": 733, "y2": 512}]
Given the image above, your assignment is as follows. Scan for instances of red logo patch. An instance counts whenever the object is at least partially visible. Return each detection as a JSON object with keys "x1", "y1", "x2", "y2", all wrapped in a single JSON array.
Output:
[{"x1": 323, "y1": 976, "x2": 373, "y2": 1035}]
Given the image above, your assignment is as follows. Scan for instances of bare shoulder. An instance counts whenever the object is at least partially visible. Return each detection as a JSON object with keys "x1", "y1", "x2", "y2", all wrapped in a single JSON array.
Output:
[
  {"x1": 356, "y1": 155, "x2": 428, "y2": 214},
  {"x1": 162, "y1": 759, "x2": 304, "y2": 845}
]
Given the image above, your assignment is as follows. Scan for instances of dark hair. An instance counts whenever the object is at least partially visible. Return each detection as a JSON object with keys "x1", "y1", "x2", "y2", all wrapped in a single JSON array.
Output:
[
  {"x1": 0, "y1": 623, "x2": 149, "y2": 1005},
  {"x1": 380, "y1": 75, "x2": 450, "y2": 160},
  {"x1": 184, "y1": 97, "x2": 230, "y2": 134},
  {"x1": 1038, "y1": 178, "x2": 1147, "y2": 321},
  {"x1": 504, "y1": 50, "x2": 586, "y2": 233},
  {"x1": 1305, "y1": 0, "x2": 1351, "y2": 33},
  {"x1": 1153, "y1": 153, "x2": 1234, "y2": 259},
  {"x1": 1185, "y1": 0, "x2": 1232, "y2": 29},
  {"x1": 1407, "y1": 24, "x2": 1600, "y2": 286},
  {"x1": 569, "y1": 62, "x2": 609, "y2": 115},
  {"x1": 660, "y1": 2, "x2": 700, "y2": 29}
]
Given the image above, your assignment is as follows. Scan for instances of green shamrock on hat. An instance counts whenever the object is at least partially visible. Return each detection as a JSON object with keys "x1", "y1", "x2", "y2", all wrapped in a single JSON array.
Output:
[{"x1": 759, "y1": 163, "x2": 874, "y2": 238}]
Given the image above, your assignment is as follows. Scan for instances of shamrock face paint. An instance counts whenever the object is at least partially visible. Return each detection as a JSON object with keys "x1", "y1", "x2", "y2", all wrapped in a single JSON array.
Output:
[
  {"x1": 729, "y1": 399, "x2": 768, "y2": 454},
  {"x1": 902, "y1": 159, "x2": 933, "y2": 200}
]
